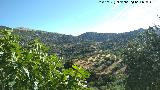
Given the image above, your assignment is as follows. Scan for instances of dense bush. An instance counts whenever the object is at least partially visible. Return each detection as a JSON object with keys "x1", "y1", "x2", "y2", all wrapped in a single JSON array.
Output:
[
  {"x1": 124, "y1": 27, "x2": 160, "y2": 90},
  {"x1": 0, "y1": 30, "x2": 90, "y2": 90}
]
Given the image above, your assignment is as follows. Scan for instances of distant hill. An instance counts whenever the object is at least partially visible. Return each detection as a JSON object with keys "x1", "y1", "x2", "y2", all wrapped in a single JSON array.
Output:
[
  {"x1": 0, "y1": 25, "x2": 159, "y2": 60},
  {"x1": 0, "y1": 26, "x2": 148, "y2": 58}
]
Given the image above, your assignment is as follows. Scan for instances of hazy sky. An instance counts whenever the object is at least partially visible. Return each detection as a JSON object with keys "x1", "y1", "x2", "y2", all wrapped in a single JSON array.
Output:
[{"x1": 0, "y1": 0, "x2": 160, "y2": 35}]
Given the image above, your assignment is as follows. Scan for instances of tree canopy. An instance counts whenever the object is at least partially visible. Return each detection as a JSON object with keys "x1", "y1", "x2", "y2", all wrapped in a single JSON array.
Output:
[
  {"x1": 124, "y1": 26, "x2": 160, "y2": 90},
  {"x1": 0, "y1": 30, "x2": 90, "y2": 90}
]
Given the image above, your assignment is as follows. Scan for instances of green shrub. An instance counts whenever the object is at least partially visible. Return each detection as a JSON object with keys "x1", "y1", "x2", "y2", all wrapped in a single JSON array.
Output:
[{"x1": 0, "y1": 30, "x2": 90, "y2": 90}]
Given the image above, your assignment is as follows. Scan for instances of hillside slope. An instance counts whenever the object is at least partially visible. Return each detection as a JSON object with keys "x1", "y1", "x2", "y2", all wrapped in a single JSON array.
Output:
[{"x1": 0, "y1": 26, "x2": 148, "y2": 60}]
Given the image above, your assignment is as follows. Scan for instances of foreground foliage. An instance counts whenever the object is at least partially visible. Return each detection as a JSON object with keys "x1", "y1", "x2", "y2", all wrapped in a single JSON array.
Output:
[
  {"x1": 124, "y1": 26, "x2": 160, "y2": 90},
  {"x1": 0, "y1": 30, "x2": 90, "y2": 90}
]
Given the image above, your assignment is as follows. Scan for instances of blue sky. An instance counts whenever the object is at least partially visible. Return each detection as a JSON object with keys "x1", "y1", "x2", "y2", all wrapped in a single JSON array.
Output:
[{"x1": 0, "y1": 0, "x2": 160, "y2": 35}]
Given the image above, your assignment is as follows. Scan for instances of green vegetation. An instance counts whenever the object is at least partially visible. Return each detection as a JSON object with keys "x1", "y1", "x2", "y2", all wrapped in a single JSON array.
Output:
[
  {"x1": 124, "y1": 27, "x2": 160, "y2": 90},
  {"x1": 0, "y1": 30, "x2": 90, "y2": 90},
  {"x1": 1, "y1": 25, "x2": 160, "y2": 90}
]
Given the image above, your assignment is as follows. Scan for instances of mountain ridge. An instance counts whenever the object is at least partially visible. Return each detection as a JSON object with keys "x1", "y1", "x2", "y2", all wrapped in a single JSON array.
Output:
[
  {"x1": 0, "y1": 25, "x2": 145, "y2": 37},
  {"x1": 0, "y1": 25, "x2": 159, "y2": 60}
]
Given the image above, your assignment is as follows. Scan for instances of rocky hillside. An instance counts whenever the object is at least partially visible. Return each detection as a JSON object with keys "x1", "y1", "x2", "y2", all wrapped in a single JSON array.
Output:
[{"x1": 0, "y1": 25, "x2": 149, "y2": 60}]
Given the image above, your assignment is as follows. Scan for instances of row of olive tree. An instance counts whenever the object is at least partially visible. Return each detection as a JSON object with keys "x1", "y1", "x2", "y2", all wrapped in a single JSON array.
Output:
[{"x1": 0, "y1": 30, "x2": 90, "y2": 90}]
